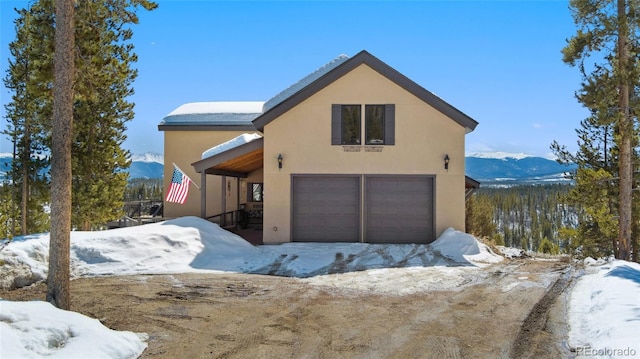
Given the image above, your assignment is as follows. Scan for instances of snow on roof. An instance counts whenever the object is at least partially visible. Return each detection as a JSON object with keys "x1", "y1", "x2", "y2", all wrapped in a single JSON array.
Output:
[
  {"x1": 159, "y1": 102, "x2": 265, "y2": 127},
  {"x1": 167, "y1": 101, "x2": 265, "y2": 116},
  {"x1": 262, "y1": 54, "x2": 350, "y2": 113},
  {"x1": 202, "y1": 133, "x2": 263, "y2": 159}
]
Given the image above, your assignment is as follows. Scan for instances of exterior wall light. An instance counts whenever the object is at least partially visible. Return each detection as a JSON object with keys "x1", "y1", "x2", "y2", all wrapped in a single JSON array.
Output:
[
  {"x1": 444, "y1": 154, "x2": 450, "y2": 171},
  {"x1": 278, "y1": 154, "x2": 283, "y2": 170}
]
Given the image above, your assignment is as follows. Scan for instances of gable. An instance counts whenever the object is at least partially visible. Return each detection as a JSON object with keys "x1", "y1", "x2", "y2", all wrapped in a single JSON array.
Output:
[{"x1": 253, "y1": 50, "x2": 478, "y2": 133}]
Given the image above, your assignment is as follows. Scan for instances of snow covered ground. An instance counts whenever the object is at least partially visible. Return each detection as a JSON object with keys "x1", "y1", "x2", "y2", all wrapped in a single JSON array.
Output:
[
  {"x1": 1, "y1": 216, "x2": 638, "y2": 358},
  {"x1": 567, "y1": 258, "x2": 640, "y2": 358}
]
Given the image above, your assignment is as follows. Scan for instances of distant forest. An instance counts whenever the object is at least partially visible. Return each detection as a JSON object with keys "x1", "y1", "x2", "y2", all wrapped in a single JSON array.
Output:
[
  {"x1": 474, "y1": 184, "x2": 576, "y2": 252},
  {"x1": 124, "y1": 178, "x2": 163, "y2": 202}
]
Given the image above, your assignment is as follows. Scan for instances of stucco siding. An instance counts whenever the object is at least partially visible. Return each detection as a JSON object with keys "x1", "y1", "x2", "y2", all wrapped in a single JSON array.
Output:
[
  {"x1": 262, "y1": 64, "x2": 466, "y2": 243},
  {"x1": 163, "y1": 130, "x2": 260, "y2": 219}
]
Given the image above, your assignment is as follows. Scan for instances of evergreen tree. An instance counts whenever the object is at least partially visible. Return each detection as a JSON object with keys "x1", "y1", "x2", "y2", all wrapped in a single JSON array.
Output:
[
  {"x1": 48, "y1": 0, "x2": 74, "y2": 310},
  {"x1": 3, "y1": 0, "x2": 157, "y2": 232},
  {"x1": 465, "y1": 193, "x2": 498, "y2": 240},
  {"x1": 561, "y1": 0, "x2": 640, "y2": 260},
  {"x1": 70, "y1": 0, "x2": 157, "y2": 230},
  {"x1": 3, "y1": 5, "x2": 53, "y2": 235}
]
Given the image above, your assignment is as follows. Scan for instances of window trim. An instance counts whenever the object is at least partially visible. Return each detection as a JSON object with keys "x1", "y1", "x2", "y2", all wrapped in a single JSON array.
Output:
[
  {"x1": 248, "y1": 182, "x2": 264, "y2": 202},
  {"x1": 365, "y1": 104, "x2": 386, "y2": 145},
  {"x1": 332, "y1": 104, "x2": 395, "y2": 146}
]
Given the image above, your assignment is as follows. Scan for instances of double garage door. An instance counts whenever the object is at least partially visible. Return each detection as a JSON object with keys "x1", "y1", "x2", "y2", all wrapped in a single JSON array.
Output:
[{"x1": 292, "y1": 175, "x2": 434, "y2": 244}]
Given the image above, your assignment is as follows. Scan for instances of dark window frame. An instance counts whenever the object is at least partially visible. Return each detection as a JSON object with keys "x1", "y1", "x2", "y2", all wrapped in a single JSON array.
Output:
[
  {"x1": 340, "y1": 104, "x2": 361, "y2": 145},
  {"x1": 332, "y1": 104, "x2": 395, "y2": 146},
  {"x1": 365, "y1": 104, "x2": 385, "y2": 145},
  {"x1": 248, "y1": 182, "x2": 264, "y2": 202}
]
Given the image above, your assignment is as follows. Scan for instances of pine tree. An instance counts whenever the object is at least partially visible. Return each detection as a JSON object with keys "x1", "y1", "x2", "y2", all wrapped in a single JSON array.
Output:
[
  {"x1": 465, "y1": 193, "x2": 497, "y2": 240},
  {"x1": 561, "y1": 0, "x2": 640, "y2": 261},
  {"x1": 48, "y1": 0, "x2": 74, "y2": 310},
  {"x1": 70, "y1": 0, "x2": 157, "y2": 230},
  {"x1": 3, "y1": 5, "x2": 53, "y2": 235},
  {"x1": 4, "y1": 0, "x2": 157, "y2": 233}
]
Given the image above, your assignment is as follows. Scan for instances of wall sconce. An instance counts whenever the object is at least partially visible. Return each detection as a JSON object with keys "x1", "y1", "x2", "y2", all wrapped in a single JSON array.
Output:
[
  {"x1": 277, "y1": 153, "x2": 283, "y2": 170},
  {"x1": 444, "y1": 154, "x2": 450, "y2": 171}
]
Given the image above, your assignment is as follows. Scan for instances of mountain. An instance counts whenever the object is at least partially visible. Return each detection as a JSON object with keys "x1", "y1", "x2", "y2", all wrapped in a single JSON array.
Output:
[
  {"x1": 128, "y1": 153, "x2": 164, "y2": 179},
  {"x1": 0, "y1": 153, "x2": 164, "y2": 181},
  {"x1": 1, "y1": 151, "x2": 576, "y2": 184},
  {"x1": 0, "y1": 154, "x2": 11, "y2": 182},
  {"x1": 466, "y1": 153, "x2": 576, "y2": 186}
]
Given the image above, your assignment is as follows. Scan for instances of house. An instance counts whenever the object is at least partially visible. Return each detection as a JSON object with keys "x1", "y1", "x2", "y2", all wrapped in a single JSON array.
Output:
[{"x1": 159, "y1": 50, "x2": 479, "y2": 244}]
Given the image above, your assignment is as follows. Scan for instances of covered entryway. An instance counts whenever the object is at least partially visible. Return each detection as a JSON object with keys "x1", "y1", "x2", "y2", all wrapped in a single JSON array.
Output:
[
  {"x1": 291, "y1": 175, "x2": 435, "y2": 244},
  {"x1": 365, "y1": 176, "x2": 434, "y2": 244},
  {"x1": 292, "y1": 176, "x2": 360, "y2": 242},
  {"x1": 192, "y1": 136, "x2": 264, "y2": 244}
]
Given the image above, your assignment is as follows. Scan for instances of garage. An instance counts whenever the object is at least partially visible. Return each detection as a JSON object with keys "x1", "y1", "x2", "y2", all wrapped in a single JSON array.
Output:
[
  {"x1": 292, "y1": 176, "x2": 361, "y2": 242},
  {"x1": 365, "y1": 176, "x2": 435, "y2": 244},
  {"x1": 292, "y1": 175, "x2": 435, "y2": 244}
]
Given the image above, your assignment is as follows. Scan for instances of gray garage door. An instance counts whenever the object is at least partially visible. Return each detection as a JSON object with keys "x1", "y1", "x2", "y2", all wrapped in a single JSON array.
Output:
[
  {"x1": 292, "y1": 176, "x2": 360, "y2": 242},
  {"x1": 365, "y1": 176, "x2": 434, "y2": 244}
]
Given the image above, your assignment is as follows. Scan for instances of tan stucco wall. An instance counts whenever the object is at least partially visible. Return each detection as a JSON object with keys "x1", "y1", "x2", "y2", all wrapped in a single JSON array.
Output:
[
  {"x1": 163, "y1": 130, "x2": 260, "y2": 219},
  {"x1": 262, "y1": 64, "x2": 467, "y2": 243}
]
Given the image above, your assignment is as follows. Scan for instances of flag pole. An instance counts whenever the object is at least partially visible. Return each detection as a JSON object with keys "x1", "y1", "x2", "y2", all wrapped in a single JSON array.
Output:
[{"x1": 172, "y1": 162, "x2": 201, "y2": 190}]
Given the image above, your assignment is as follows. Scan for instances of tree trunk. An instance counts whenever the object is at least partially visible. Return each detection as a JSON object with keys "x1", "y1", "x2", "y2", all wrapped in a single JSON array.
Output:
[
  {"x1": 616, "y1": 0, "x2": 632, "y2": 261},
  {"x1": 47, "y1": 0, "x2": 74, "y2": 310}
]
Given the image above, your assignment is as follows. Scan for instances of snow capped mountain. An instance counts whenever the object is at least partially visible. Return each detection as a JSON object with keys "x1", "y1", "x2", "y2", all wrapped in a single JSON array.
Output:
[
  {"x1": 0, "y1": 151, "x2": 577, "y2": 184},
  {"x1": 0, "y1": 153, "x2": 164, "y2": 181},
  {"x1": 466, "y1": 151, "x2": 532, "y2": 160},
  {"x1": 466, "y1": 154, "x2": 576, "y2": 185},
  {"x1": 128, "y1": 153, "x2": 163, "y2": 179},
  {"x1": 130, "y1": 152, "x2": 163, "y2": 164}
]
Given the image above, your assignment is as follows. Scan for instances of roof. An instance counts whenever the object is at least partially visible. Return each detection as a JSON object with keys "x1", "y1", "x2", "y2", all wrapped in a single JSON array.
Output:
[
  {"x1": 253, "y1": 50, "x2": 479, "y2": 133},
  {"x1": 201, "y1": 133, "x2": 262, "y2": 160},
  {"x1": 262, "y1": 55, "x2": 350, "y2": 113},
  {"x1": 192, "y1": 137, "x2": 264, "y2": 177},
  {"x1": 158, "y1": 102, "x2": 264, "y2": 131}
]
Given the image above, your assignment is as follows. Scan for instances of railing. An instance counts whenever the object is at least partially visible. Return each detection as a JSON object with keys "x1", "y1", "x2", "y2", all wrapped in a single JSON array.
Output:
[
  {"x1": 206, "y1": 209, "x2": 243, "y2": 228},
  {"x1": 206, "y1": 208, "x2": 264, "y2": 229}
]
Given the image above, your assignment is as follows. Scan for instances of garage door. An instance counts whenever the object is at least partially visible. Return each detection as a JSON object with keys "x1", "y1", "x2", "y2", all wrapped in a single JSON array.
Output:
[
  {"x1": 365, "y1": 176, "x2": 434, "y2": 244},
  {"x1": 292, "y1": 176, "x2": 360, "y2": 242}
]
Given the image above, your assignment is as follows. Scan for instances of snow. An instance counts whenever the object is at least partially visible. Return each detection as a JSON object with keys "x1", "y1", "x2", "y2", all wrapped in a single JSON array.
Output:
[
  {"x1": 166, "y1": 101, "x2": 264, "y2": 116},
  {"x1": 466, "y1": 151, "x2": 531, "y2": 160},
  {"x1": 0, "y1": 152, "x2": 11, "y2": 158},
  {"x1": 567, "y1": 258, "x2": 640, "y2": 357},
  {"x1": 1, "y1": 216, "x2": 637, "y2": 358},
  {"x1": 0, "y1": 301, "x2": 147, "y2": 359},
  {"x1": 201, "y1": 133, "x2": 262, "y2": 159},
  {"x1": 130, "y1": 152, "x2": 163, "y2": 164}
]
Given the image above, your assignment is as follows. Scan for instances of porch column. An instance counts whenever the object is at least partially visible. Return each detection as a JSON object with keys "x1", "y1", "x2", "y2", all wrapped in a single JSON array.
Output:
[
  {"x1": 200, "y1": 172, "x2": 207, "y2": 218},
  {"x1": 236, "y1": 178, "x2": 240, "y2": 209},
  {"x1": 221, "y1": 175, "x2": 226, "y2": 226}
]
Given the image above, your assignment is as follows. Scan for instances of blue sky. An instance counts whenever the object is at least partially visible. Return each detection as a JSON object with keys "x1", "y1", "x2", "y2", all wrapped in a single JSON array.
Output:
[{"x1": 1, "y1": 0, "x2": 589, "y2": 158}]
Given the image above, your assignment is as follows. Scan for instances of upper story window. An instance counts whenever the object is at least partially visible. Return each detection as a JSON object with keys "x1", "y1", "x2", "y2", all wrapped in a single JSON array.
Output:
[
  {"x1": 365, "y1": 105, "x2": 385, "y2": 145},
  {"x1": 341, "y1": 105, "x2": 361, "y2": 145},
  {"x1": 332, "y1": 104, "x2": 395, "y2": 146}
]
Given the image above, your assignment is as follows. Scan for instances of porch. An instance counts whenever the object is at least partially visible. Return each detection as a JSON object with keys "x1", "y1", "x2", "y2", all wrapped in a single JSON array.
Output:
[{"x1": 192, "y1": 136, "x2": 265, "y2": 246}]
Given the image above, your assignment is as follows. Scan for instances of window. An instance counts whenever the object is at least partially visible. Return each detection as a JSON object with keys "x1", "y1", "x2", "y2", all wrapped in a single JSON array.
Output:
[
  {"x1": 332, "y1": 104, "x2": 395, "y2": 146},
  {"x1": 249, "y1": 183, "x2": 263, "y2": 202},
  {"x1": 341, "y1": 105, "x2": 361, "y2": 145},
  {"x1": 365, "y1": 105, "x2": 385, "y2": 145}
]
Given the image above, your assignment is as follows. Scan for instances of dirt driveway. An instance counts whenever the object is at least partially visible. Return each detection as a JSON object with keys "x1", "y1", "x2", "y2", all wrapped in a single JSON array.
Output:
[{"x1": 1, "y1": 259, "x2": 571, "y2": 359}]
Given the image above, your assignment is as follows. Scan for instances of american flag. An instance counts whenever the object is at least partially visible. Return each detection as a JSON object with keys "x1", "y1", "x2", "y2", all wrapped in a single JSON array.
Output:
[{"x1": 165, "y1": 165, "x2": 192, "y2": 204}]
